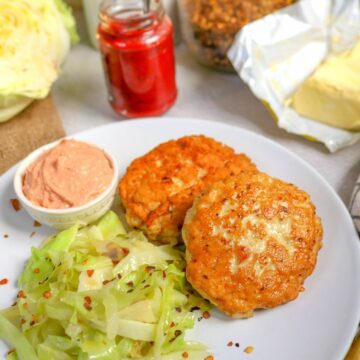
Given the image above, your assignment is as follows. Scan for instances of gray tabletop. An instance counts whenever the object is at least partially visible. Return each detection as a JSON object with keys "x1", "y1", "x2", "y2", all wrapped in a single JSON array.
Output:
[{"x1": 53, "y1": 14, "x2": 360, "y2": 206}]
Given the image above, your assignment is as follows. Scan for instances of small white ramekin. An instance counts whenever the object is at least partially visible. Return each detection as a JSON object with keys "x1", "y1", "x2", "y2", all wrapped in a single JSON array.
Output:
[{"x1": 14, "y1": 138, "x2": 119, "y2": 229}]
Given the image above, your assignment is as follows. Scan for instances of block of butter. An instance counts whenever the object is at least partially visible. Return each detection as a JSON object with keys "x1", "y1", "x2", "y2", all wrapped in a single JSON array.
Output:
[{"x1": 291, "y1": 42, "x2": 360, "y2": 131}]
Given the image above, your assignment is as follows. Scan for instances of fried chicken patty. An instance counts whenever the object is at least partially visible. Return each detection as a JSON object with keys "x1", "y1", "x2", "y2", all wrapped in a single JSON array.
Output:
[
  {"x1": 183, "y1": 172, "x2": 323, "y2": 318},
  {"x1": 119, "y1": 135, "x2": 257, "y2": 242}
]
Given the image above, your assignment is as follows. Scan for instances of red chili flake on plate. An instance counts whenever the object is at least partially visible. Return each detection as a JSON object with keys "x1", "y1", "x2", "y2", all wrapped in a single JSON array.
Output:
[
  {"x1": 227, "y1": 341, "x2": 233, "y2": 347},
  {"x1": 145, "y1": 265, "x2": 155, "y2": 273},
  {"x1": 203, "y1": 311, "x2": 210, "y2": 319},
  {"x1": 33, "y1": 268, "x2": 40, "y2": 274},
  {"x1": 17, "y1": 290, "x2": 26, "y2": 298},
  {"x1": 204, "y1": 356, "x2": 214, "y2": 360},
  {"x1": 87, "y1": 269, "x2": 94, "y2": 277},
  {"x1": 112, "y1": 259, "x2": 120, "y2": 266},
  {"x1": 29, "y1": 231, "x2": 36, "y2": 238},
  {"x1": 84, "y1": 296, "x2": 92, "y2": 311},
  {"x1": 3, "y1": 234, "x2": 9, "y2": 239},
  {"x1": 235, "y1": 342, "x2": 240, "y2": 348},
  {"x1": 43, "y1": 291, "x2": 52, "y2": 299},
  {"x1": 0, "y1": 278, "x2": 9, "y2": 285},
  {"x1": 182, "y1": 352, "x2": 189, "y2": 358},
  {"x1": 33, "y1": 220, "x2": 41, "y2": 227},
  {"x1": 10, "y1": 198, "x2": 21, "y2": 211},
  {"x1": 30, "y1": 314, "x2": 37, "y2": 325}
]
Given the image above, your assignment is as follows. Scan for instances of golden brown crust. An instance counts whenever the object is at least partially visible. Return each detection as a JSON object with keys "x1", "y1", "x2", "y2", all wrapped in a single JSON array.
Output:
[
  {"x1": 183, "y1": 172, "x2": 323, "y2": 317},
  {"x1": 119, "y1": 135, "x2": 257, "y2": 242}
]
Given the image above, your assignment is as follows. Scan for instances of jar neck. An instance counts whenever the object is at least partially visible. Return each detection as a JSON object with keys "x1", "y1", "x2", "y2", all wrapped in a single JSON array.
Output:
[{"x1": 99, "y1": 0, "x2": 165, "y2": 36}]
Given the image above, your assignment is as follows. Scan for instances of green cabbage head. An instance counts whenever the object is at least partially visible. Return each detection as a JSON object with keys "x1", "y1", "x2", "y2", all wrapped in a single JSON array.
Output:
[{"x1": 0, "y1": 0, "x2": 78, "y2": 122}]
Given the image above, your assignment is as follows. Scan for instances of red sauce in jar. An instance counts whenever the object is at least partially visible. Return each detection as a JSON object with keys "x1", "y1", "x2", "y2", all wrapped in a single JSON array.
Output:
[{"x1": 98, "y1": 1, "x2": 177, "y2": 118}]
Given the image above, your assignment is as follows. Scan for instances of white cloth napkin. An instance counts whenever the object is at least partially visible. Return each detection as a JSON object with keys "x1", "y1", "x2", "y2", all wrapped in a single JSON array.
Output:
[{"x1": 350, "y1": 175, "x2": 360, "y2": 233}]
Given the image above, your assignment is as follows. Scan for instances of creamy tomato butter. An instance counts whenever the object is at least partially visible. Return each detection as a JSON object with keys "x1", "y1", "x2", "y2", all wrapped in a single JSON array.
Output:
[{"x1": 23, "y1": 140, "x2": 114, "y2": 209}]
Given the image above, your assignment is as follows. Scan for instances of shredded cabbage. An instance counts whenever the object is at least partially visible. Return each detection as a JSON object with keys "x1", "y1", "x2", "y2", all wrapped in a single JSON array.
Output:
[
  {"x1": 0, "y1": 0, "x2": 78, "y2": 122},
  {"x1": 0, "y1": 211, "x2": 210, "y2": 359}
]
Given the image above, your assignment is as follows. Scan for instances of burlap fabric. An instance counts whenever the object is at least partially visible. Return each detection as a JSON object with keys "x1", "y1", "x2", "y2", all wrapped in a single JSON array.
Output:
[{"x1": 0, "y1": 96, "x2": 65, "y2": 175}]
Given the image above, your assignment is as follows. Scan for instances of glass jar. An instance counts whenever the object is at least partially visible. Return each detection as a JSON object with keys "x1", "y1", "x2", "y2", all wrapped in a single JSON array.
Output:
[
  {"x1": 98, "y1": 0, "x2": 177, "y2": 118},
  {"x1": 177, "y1": 0, "x2": 296, "y2": 72}
]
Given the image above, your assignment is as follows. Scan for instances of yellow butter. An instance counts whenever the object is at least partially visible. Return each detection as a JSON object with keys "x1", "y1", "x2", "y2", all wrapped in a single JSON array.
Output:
[{"x1": 291, "y1": 42, "x2": 360, "y2": 131}]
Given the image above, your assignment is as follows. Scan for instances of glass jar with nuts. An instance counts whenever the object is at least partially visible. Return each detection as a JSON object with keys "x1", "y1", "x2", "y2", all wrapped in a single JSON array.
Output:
[{"x1": 177, "y1": 0, "x2": 296, "y2": 72}]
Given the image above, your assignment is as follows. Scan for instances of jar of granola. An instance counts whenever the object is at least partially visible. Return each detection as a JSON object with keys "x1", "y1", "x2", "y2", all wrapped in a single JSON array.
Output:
[{"x1": 177, "y1": 0, "x2": 295, "y2": 72}]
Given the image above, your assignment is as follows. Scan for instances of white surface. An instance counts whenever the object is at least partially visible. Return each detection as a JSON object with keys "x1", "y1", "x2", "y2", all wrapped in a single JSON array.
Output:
[
  {"x1": 1, "y1": 119, "x2": 359, "y2": 360},
  {"x1": 52, "y1": 12, "x2": 360, "y2": 206}
]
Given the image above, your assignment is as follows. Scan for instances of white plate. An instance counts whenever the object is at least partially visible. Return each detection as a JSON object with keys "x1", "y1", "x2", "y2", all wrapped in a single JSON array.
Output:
[{"x1": 1, "y1": 118, "x2": 359, "y2": 360}]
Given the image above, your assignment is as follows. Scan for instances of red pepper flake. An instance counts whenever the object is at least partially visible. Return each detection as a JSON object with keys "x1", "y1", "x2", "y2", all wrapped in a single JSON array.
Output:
[
  {"x1": 203, "y1": 311, "x2": 211, "y2": 319},
  {"x1": 145, "y1": 265, "x2": 155, "y2": 273},
  {"x1": 30, "y1": 314, "x2": 37, "y2": 325},
  {"x1": 87, "y1": 269, "x2": 94, "y2": 277},
  {"x1": 43, "y1": 291, "x2": 52, "y2": 299},
  {"x1": 84, "y1": 302, "x2": 92, "y2": 311},
  {"x1": 162, "y1": 270, "x2": 167, "y2": 279},
  {"x1": 84, "y1": 296, "x2": 92, "y2": 311},
  {"x1": 0, "y1": 278, "x2": 9, "y2": 285},
  {"x1": 29, "y1": 231, "x2": 36, "y2": 238},
  {"x1": 17, "y1": 290, "x2": 26, "y2": 298},
  {"x1": 10, "y1": 198, "x2": 21, "y2": 211},
  {"x1": 112, "y1": 259, "x2": 120, "y2": 266},
  {"x1": 33, "y1": 268, "x2": 40, "y2": 274},
  {"x1": 204, "y1": 356, "x2": 214, "y2": 360},
  {"x1": 227, "y1": 341, "x2": 233, "y2": 347},
  {"x1": 170, "y1": 321, "x2": 175, "y2": 328},
  {"x1": 33, "y1": 220, "x2": 41, "y2": 227},
  {"x1": 235, "y1": 342, "x2": 240, "y2": 348},
  {"x1": 182, "y1": 352, "x2": 189, "y2": 358},
  {"x1": 244, "y1": 346, "x2": 254, "y2": 354},
  {"x1": 3, "y1": 234, "x2": 9, "y2": 239}
]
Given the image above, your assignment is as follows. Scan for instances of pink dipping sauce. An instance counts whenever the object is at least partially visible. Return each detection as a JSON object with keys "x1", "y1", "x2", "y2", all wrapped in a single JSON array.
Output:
[{"x1": 23, "y1": 140, "x2": 113, "y2": 209}]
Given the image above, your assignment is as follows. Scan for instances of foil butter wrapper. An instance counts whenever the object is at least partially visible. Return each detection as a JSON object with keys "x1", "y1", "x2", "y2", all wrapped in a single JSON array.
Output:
[{"x1": 228, "y1": 0, "x2": 360, "y2": 152}]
